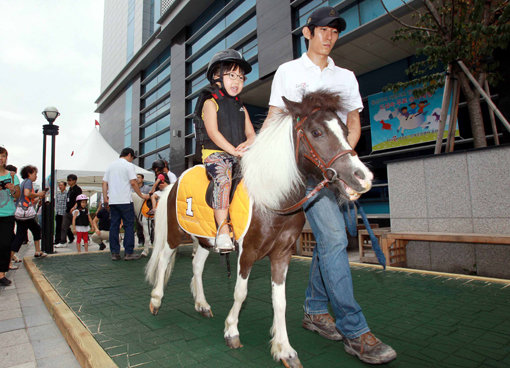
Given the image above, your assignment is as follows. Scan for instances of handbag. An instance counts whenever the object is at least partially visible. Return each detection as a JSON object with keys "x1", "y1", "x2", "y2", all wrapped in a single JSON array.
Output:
[
  {"x1": 15, "y1": 202, "x2": 36, "y2": 220},
  {"x1": 14, "y1": 180, "x2": 36, "y2": 220}
]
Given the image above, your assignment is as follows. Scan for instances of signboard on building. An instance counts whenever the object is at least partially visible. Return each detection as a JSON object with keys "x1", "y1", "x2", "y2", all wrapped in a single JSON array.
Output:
[{"x1": 368, "y1": 85, "x2": 458, "y2": 151}]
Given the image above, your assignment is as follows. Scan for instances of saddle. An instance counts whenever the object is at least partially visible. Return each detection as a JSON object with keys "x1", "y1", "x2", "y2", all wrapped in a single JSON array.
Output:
[
  {"x1": 140, "y1": 199, "x2": 154, "y2": 218},
  {"x1": 176, "y1": 165, "x2": 252, "y2": 240}
]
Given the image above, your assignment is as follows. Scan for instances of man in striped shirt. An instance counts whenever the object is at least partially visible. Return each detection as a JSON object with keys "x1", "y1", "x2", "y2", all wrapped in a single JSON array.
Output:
[{"x1": 54, "y1": 181, "x2": 71, "y2": 247}]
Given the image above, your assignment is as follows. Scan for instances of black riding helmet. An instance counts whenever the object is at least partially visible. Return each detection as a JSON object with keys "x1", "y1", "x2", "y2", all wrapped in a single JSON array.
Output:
[
  {"x1": 151, "y1": 159, "x2": 167, "y2": 172},
  {"x1": 206, "y1": 49, "x2": 252, "y2": 84}
]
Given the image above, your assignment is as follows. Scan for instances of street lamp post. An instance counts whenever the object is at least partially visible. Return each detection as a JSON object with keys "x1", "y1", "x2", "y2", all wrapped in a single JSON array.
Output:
[{"x1": 41, "y1": 107, "x2": 60, "y2": 254}]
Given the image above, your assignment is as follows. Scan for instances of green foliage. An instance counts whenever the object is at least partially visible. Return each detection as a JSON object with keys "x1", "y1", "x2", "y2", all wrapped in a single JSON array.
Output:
[{"x1": 385, "y1": 0, "x2": 510, "y2": 94}]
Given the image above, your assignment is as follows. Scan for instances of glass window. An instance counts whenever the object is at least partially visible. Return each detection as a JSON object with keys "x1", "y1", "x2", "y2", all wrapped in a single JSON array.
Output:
[
  {"x1": 141, "y1": 130, "x2": 170, "y2": 154},
  {"x1": 188, "y1": 0, "x2": 230, "y2": 36},
  {"x1": 189, "y1": 41, "x2": 225, "y2": 75},
  {"x1": 127, "y1": 0, "x2": 136, "y2": 60},
  {"x1": 143, "y1": 147, "x2": 170, "y2": 170},
  {"x1": 225, "y1": 15, "x2": 256, "y2": 48},
  {"x1": 144, "y1": 97, "x2": 170, "y2": 120},
  {"x1": 294, "y1": 0, "x2": 324, "y2": 29},
  {"x1": 143, "y1": 80, "x2": 170, "y2": 108},
  {"x1": 225, "y1": 0, "x2": 255, "y2": 25},
  {"x1": 142, "y1": 48, "x2": 171, "y2": 82},
  {"x1": 340, "y1": 4, "x2": 360, "y2": 33}
]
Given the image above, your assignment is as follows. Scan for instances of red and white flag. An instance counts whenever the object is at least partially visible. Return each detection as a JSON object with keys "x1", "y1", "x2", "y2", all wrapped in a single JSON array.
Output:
[
  {"x1": 71, "y1": 151, "x2": 74, "y2": 156},
  {"x1": 95, "y1": 120, "x2": 100, "y2": 127}
]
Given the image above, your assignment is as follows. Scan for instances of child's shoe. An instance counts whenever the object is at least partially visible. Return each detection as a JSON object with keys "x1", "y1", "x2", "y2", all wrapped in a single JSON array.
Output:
[{"x1": 215, "y1": 233, "x2": 234, "y2": 252}]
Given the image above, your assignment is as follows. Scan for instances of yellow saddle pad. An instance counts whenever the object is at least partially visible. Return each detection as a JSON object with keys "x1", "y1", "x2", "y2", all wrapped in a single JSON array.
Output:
[{"x1": 176, "y1": 165, "x2": 252, "y2": 240}]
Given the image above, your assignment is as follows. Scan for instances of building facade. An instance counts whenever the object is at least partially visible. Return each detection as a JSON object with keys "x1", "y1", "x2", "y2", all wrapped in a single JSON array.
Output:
[{"x1": 96, "y1": 0, "x2": 508, "y2": 217}]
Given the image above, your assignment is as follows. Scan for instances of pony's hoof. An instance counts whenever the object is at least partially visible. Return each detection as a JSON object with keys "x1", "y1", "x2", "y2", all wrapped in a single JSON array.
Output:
[
  {"x1": 225, "y1": 335, "x2": 243, "y2": 349},
  {"x1": 200, "y1": 309, "x2": 213, "y2": 318},
  {"x1": 149, "y1": 302, "x2": 159, "y2": 315},
  {"x1": 281, "y1": 355, "x2": 303, "y2": 368}
]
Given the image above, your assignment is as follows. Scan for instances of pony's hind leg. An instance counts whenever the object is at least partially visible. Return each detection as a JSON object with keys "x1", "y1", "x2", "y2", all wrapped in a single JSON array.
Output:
[
  {"x1": 141, "y1": 217, "x2": 151, "y2": 257},
  {"x1": 190, "y1": 244, "x2": 213, "y2": 318},
  {"x1": 270, "y1": 263, "x2": 302, "y2": 368},
  {"x1": 149, "y1": 244, "x2": 176, "y2": 315}
]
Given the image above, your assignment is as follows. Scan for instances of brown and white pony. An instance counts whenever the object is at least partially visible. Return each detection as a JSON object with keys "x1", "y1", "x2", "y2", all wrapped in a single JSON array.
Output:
[{"x1": 145, "y1": 90, "x2": 373, "y2": 368}]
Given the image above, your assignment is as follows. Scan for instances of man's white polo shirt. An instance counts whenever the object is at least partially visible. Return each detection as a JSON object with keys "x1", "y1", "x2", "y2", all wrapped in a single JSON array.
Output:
[
  {"x1": 103, "y1": 158, "x2": 137, "y2": 204},
  {"x1": 269, "y1": 53, "x2": 363, "y2": 124}
]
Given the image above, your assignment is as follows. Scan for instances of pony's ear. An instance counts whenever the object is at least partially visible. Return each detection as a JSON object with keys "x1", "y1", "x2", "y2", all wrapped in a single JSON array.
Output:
[{"x1": 282, "y1": 96, "x2": 302, "y2": 118}]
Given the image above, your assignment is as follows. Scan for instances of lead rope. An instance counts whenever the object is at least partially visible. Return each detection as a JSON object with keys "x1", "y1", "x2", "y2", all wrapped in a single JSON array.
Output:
[{"x1": 343, "y1": 201, "x2": 386, "y2": 269}]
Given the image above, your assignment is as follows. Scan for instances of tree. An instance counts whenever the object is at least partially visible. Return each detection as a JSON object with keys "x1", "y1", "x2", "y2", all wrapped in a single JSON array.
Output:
[{"x1": 381, "y1": 0, "x2": 510, "y2": 148}]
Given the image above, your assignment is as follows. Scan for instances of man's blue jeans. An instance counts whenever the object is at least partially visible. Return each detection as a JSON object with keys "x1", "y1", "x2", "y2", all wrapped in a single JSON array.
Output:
[
  {"x1": 109, "y1": 203, "x2": 135, "y2": 255},
  {"x1": 303, "y1": 187, "x2": 370, "y2": 339}
]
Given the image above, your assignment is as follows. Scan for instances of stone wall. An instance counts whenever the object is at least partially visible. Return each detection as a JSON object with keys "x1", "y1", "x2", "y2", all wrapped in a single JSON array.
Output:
[{"x1": 387, "y1": 145, "x2": 510, "y2": 278}]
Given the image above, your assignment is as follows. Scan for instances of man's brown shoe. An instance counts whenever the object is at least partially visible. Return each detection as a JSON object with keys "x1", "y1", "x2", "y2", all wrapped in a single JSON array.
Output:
[
  {"x1": 302, "y1": 313, "x2": 342, "y2": 341},
  {"x1": 124, "y1": 253, "x2": 141, "y2": 261},
  {"x1": 343, "y1": 332, "x2": 397, "y2": 364},
  {"x1": 111, "y1": 253, "x2": 121, "y2": 261}
]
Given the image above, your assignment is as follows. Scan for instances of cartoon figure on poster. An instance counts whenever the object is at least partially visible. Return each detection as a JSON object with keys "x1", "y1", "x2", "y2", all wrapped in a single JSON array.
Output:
[{"x1": 368, "y1": 86, "x2": 458, "y2": 151}]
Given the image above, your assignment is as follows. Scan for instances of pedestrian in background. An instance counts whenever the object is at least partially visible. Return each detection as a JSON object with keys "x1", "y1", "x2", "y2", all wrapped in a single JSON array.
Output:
[
  {"x1": 102, "y1": 148, "x2": 149, "y2": 261},
  {"x1": 60, "y1": 174, "x2": 82, "y2": 246},
  {"x1": 54, "y1": 181, "x2": 71, "y2": 247},
  {"x1": 0, "y1": 147, "x2": 20, "y2": 286},
  {"x1": 11, "y1": 165, "x2": 47, "y2": 258},
  {"x1": 91, "y1": 202, "x2": 111, "y2": 250}
]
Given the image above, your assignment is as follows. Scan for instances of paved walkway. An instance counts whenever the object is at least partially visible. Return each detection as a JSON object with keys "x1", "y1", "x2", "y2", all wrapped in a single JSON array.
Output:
[
  {"x1": 0, "y1": 242, "x2": 80, "y2": 368},
  {"x1": 2, "y1": 241, "x2": 510, "y2": 368}
]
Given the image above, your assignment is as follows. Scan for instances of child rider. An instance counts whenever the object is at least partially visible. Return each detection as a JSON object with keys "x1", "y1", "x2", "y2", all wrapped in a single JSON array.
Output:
[{"x1": 200, "y1": 49, "x2": 255, "y2": 252}]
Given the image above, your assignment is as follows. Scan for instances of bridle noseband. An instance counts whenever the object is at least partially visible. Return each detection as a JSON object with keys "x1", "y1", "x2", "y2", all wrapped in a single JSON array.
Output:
[{"x1": 275, "y1": 109, "x2": 357, "y2": 214}]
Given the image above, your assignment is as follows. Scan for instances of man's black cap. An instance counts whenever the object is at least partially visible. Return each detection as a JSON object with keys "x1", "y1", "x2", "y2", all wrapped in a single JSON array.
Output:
[
  {"x1": 306, "y1": 6, "x2": 346, "y2": 32},
  {"x1": 120, "y1": 147, "x2": 136, "y2": 159}
]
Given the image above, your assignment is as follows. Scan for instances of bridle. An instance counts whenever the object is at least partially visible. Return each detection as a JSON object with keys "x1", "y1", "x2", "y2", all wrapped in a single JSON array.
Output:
[{"x1": 274, "y1": 109, "x2": 357, "y2": 214}]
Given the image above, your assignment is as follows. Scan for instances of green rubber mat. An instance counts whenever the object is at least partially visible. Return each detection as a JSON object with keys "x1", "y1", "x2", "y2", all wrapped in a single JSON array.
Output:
[{"x1": 36, "y1": 248, "x2": 510, "y2": 367}]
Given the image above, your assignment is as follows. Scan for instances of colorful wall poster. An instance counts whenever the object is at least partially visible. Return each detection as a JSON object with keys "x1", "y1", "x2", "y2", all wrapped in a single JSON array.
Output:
[{"x1": 368, "y1": 85, "x2": 459, "y2": 151}]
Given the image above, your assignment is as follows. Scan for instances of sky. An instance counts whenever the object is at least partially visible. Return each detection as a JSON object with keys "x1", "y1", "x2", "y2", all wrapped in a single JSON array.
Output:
[{"x1": 0, "y1": 0, "x2": 104, "y2": 185}]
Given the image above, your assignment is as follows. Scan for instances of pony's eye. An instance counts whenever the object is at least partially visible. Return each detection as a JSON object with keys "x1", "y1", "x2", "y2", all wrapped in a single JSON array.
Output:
[{"x1": 311, "y1": 129, "x2": 322, "y2": 138}]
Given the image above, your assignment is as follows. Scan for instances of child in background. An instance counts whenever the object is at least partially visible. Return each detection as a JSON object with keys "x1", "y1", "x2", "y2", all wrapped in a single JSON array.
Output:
[
  {"x1": 150, "y1": 173, "x2": 170, "y2": 211},
  {"x1": 72, "y1": 194, "x2": 93, "y2": 253}
]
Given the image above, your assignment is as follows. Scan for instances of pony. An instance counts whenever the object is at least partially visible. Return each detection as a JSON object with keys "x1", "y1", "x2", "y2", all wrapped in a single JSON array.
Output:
[
  {"x1": 145, "y1": 90, "x2": 374, "y2": 368},
  {"x1": 132, "y1": 192, "x2": 156, "y2": 257}
]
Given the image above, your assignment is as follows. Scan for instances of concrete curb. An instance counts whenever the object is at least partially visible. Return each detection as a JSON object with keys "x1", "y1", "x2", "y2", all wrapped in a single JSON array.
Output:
[
  {"x1": 24, "y1": 256, "x2": 116, "y2": 368},
  {"x1": 292, "y1": 255, "x2": 510, "y2": 285}
]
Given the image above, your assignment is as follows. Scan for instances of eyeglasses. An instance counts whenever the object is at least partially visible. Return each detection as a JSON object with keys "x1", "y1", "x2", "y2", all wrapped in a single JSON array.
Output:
[{"x1": 223, "y1": 72, "x2": 246, "y2": 82}]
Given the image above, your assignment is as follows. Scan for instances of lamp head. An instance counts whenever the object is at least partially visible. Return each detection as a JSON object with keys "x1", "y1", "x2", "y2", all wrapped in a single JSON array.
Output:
[{"x1": 42, "y1": 106, "x2": 60, "y2": 124}]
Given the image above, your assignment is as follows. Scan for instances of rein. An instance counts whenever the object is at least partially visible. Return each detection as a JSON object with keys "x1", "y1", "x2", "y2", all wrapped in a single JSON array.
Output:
[{"x1": 274, "y1": 110, "x2": 357, "y2": 215}]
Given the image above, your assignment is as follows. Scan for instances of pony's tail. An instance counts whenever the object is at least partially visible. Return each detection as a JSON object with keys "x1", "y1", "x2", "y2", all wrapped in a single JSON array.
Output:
[{"x1": 145, "y1": 183, "x2": 174, "y2": 286}]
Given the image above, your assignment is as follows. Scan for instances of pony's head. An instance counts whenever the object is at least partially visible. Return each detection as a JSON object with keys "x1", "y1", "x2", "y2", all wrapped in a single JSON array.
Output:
[
  {"x1": 282, "y1": 90, "x2": 373, "y2": 201},
  {"x1": 242, "y1": 90, "x2": 373, "y2": 211}
]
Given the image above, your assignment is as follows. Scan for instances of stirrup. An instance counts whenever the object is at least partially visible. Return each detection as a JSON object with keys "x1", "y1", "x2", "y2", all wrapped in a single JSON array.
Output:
[{"x1": 214, "y1": 219, "x2": 235, "y2": 253}]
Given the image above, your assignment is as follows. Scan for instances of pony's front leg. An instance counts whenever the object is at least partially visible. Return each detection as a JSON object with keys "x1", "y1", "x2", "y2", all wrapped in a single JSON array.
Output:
[
  {"x1": 224, "y1": 243, "x2": 250, "y2": 349},
  {"x1": 224, "y1": 272, "x2": 250, "y2": 349},
  {"x1": 149, "y1": 244, "x2": 176, "y2": 315},
  {"x1": 270, "y1": 265, "x2": 302, "y2": 368},
  {"x1": 190, "y1": 245, "x2": 212, "y2": 317}
]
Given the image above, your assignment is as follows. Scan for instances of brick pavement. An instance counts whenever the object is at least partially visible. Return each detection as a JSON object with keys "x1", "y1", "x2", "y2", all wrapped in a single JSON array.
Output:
[
  {"x1": 0, "y1": 243, "x2": 80, "y2": 368},
  {"x1": 28, "y1": 246, "x2": 510, "y2": 368}
]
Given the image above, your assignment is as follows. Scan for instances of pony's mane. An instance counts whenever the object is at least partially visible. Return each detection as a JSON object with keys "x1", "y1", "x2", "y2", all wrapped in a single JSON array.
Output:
[
  {"x1": 242, "y1": 113, "x2": 303, "y2": 210},
  {"x1": 296, "y1": 89, "x2": 342, "y2": 118},
  {"x1": 242, "y1": 90, "x2": 343, "y2": 211}
]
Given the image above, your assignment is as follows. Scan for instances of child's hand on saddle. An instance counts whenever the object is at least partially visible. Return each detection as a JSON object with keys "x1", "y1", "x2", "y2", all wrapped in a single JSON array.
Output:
[{"x1": 95, "y1": 230, "x2": 101, "y2": 235}]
